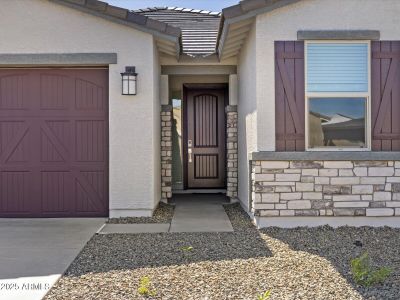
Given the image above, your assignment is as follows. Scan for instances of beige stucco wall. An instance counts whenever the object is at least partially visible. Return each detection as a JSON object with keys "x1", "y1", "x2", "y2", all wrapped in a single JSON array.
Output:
[
  {"x1": 152, "y1": 40, "x2": 161, "y2": 208},
  {"x1": 237, "y1": 23, "x2": 258, "y2": 210},
  {"x1": 0, "y1": 0, "x2": 161, "y2": 217},
  {"x1": 255, "y1": 0, "x2": 400, "y2": 151}
]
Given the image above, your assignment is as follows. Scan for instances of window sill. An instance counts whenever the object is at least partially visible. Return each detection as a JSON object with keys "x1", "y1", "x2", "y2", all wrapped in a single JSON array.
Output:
[{"x1": 249, "y1": 151, "x2": 400, "y2": 161}]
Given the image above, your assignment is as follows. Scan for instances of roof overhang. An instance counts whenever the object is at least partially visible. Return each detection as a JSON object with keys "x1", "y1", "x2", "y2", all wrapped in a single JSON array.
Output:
[
  {"x1": 218, "y1": 0, "x2": 302, "y2": 60},
  {"x1": 49, "y1": 0, "x2": 181, "y2": 57}
]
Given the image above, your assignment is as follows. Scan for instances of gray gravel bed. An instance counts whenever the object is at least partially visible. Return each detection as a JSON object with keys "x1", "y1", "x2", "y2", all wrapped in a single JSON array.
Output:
[
  {"x1": 46, "y1": 204, "x2": 400, "y2": 300},
  {"x1": 223, "y1": 202, "x2": 256, "y2": 230},
  {"x1": 108, "y1": 202, "x2": 174, "y2": 224}
]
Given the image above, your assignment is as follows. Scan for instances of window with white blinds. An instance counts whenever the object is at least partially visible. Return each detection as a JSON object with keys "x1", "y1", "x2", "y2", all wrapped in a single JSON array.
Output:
[
  {"x1": 305, "y1": 41, "x2": 371, "y2": 150},
  {"x1": 306, "y1": 43, "x2": 369, "y2": 93}
]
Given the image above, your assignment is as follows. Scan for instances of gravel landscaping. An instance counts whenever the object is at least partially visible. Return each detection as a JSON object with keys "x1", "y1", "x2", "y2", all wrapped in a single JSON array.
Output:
[
  {"x1": 46, "y1": 204, "x2": 400, "y2": 300},
  {"x1": 107, "y1": 202, "x2": 174, "y2": 224}
]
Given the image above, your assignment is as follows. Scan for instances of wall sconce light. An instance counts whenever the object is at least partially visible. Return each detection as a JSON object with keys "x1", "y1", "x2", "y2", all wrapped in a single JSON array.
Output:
[{"x1": 121, "y1": 66, "x2": 137, "y2": 95}]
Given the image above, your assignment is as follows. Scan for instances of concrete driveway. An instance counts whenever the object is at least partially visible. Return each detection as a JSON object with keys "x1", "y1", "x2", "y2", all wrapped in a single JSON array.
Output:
[{"x1": 0, "y1": 218, "x2": 105, "y2": 300}]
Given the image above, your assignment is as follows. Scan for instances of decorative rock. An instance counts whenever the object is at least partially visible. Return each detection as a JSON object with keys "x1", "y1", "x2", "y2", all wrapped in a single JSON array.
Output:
[
  {"x1": 352, "y1": 185, "x2": 373, "y2": 195},
  {"x1": 291, "y1": 161, "x2": 323, "y2": 169},
  {"x1": 303, "y1": 192, "x2": 323, "y2": 200},
  {"x1": 276, "y1": 173, "x2": 301, "y2": 182},
  {"x1": 302, "y1": 169, "x2": 319, "y2": 176},
  {"x1": 254, "y1": 174, "x2": 275, "y2": 181},
  {"x1": 354, "y1": 161, "x2": 387, "y2": 167},
  {"x1": 261, "y1": 161, "x2": 289, "y2": 169},
  {"x1": 373, "y1": 192, "x2": 392, "y2": 201},
  {"x1": 332, "y1": 195, "x2": 361, "y2": 201},
  {"x1": 301, "y1": 176, "x2": 315, "y2": 183},
  {"x1": 334, "y1": 202, "x2": 369, "y2": 208},
  {"x1": 262, "y1": 193, "x2": 280, "y2": 203},
  {"x1": 315, "y1": 177, "x2": 330, "y2": 184},
  {"x1": 260, "y1": 210, "x2": 279, "y2": 216},
  {"x1": 275, "y1": 186, "x2": 292, "y2": 192},
  {"x1": 253, "y1": 203, "x2": 275, "y2": 210},
  {"x1": 354, "y1": 167, "x2": 368, "y2": 177},
  {"x1": 295, "y1": 182, "x2": 314, "y2": 192},
  {"x1": 360, "y1": 177, "x2": 386, "y2": 184},
  {"x1": 280, "y1": 193, "x2": 302, "y2": 200},
  {"x1": 366, "y1": 208, "x2": 394, "y2": 216},
  {"x1": 323, "y1": 185, "x2": 351, "y2": 195},
  {"x1": 279, "y1": 209, "x2": 295, "y2": 216},
  {"x1": 312, "y1": 200, "x2": 333, "y2": 209},
  {"x1": 324, "y1": 161, "x2": 353, "y2": 169},
  {"x1": 295, "y1": 210, "x2": 319, "y2": 216},
  {"x1": 288, "y1": 200, "x2": 312, "y2": 209},
  {"x1": 319, "y1": 169, "x2": 338, "y2": 177},
  {"x1": 392, "y1": 183, "x2": 400, "y2": 193},
  {"x1": 331, "y1": 177, "x2": 360, "y2": 185},
  {"x1": 333, "y1": 209, "x2": 355, "y2": 216},
  {"x1": 368, "y1": 167, "x2": 395, "y2": 177},
  {"x1": 339, "y1": 169, "x2": 354, "y2": 176},
  {"x1": 370, "y1": 201, "x2": 386, "y2": 208}
]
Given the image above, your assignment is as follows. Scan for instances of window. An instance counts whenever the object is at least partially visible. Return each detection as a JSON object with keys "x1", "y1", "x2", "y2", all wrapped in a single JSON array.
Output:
[{"x1": 305, "y1": 42, "x2": 370, "y2": 150}]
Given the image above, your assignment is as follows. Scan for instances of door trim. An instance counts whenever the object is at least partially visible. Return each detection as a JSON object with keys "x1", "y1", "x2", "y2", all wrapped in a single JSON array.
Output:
[{"x1": 182, "y1": 83, "x2": 228, "y2": 189}]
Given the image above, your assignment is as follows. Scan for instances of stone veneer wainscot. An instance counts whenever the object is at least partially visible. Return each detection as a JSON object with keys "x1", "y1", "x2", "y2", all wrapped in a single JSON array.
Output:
[{"x1": 251, "y1": 157, "x2": 400, "y2": 218}]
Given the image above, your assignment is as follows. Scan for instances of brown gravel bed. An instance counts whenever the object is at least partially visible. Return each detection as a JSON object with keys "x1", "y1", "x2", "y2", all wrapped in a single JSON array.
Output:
[
  {"x1": 46, "y1": 204, "x2": 400, "y2": 300},
  {"x1": 107, "y1": 202, "x2": 174, "y2": 224}
]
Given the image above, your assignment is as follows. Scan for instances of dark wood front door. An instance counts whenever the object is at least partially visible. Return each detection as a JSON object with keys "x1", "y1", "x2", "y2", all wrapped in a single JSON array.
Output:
[{"x1": 185, "y1": 88, "x2": 226, "y2": 188}]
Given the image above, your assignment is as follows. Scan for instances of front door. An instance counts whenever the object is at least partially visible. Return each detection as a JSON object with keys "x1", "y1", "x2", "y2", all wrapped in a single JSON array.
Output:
[{"x1": 185, "y1": 88, "x2": 226, "y2": 188}]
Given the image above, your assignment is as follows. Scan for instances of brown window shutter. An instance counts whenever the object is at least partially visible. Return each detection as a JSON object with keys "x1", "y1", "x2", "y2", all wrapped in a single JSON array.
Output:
[
  {"x1": 371, "y1": 41, "x2": 400, "y2": 151},
  {"x1": 275, "y1": 41, "x2": 305, "y2": 151}
]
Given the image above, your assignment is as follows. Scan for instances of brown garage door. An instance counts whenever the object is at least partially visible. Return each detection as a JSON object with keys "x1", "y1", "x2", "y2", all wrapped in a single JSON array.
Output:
[{"x1": 0, "y1": 69, "x2": 109, "y2": 217}]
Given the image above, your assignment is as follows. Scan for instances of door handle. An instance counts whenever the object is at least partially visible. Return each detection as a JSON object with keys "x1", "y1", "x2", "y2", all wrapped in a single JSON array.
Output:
[
  {"x1": 188, "y1": 148, "x2": 192, "y2": 163},
  {"x1": 188, "y1": 139, "x2": 193, "y2": 163}
]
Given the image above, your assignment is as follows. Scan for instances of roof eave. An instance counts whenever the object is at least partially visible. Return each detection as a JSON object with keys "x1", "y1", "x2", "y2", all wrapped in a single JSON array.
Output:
[
  {"x1": 49, "y1": 0, "x2": 181, "y2": 48},
  {"x1": 218, "y1": 0, "x2": 302, "y2": 59}
]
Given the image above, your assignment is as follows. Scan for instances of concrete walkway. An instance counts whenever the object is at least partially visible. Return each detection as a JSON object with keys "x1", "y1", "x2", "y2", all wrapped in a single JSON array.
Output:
[
  {"x1": 170, "y1": 194, "x2": 233, "y2": 232},
  {"x1": 0, "y1": 218, "x2": 105, "y2": 300},
  {"x1": 100, "y1": 194, "x2": 234, "y2": 234}
]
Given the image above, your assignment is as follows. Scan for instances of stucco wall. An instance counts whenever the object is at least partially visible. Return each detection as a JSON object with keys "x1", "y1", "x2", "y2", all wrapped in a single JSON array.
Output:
[
  {"x1": 152, "y1": 38, "x2": 161, "y2": 208},
  {"x1": 255, "y1": 0, "x2": 400, "y2": 151},
  {"x1": 0, "y1": 0, "x2": 160, "y2": 216},
  {"x1": 237, "y1": 23, "x2": 258, "y2": 210}
]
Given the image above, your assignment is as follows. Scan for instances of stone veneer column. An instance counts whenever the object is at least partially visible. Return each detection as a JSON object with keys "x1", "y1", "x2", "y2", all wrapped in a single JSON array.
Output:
[
  {"x1": 226, "y1": 105, "x2": 238, "y2": 199},
  {"x1": 161, "y1": 105, "x2": 172, "y2": 202}
]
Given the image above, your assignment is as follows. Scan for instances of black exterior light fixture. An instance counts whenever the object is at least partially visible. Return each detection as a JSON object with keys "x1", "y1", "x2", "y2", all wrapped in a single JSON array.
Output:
[{"x1": 121, "y1": 66, "x2": 138, "y2": 95}]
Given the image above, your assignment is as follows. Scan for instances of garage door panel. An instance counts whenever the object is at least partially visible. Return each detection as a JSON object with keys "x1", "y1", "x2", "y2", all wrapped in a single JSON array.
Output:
[
  {"x1": 0, "y1": 74, "x2": 29, "y2": 110},
  {"x1": 0, "y1": 121, "x2": 25, "y2": 157},
  {"x1": 75, "y1": 78, "x2": 105, "y2": 110},
  {"x1": 75, "y1": 172, "x2": 106, "y2": 213},
  {"x1": 40, "y1": 120, "x2": 71, "y2": 163},
  {"x1": 0, "y1": 69, "x2": 109, "y2": 217},
  {"x1": 0, "y1": 171, "x2": 31, "y2": 213},
  {"x1": 76, "y1": 120, "x2": 106, "y2": 162},
  {"x1": 41, "y1": 129, "x2": 66, "y2": 162},
  {"x1": 41, "y1": 171, "x2": 72, "y2": 213},
  {"x1": 0, "y1": 121, "x2": 30, "y2": 164},
  {"x1": 40, "y1": 74, "x2": 72, "y2": 110}
]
